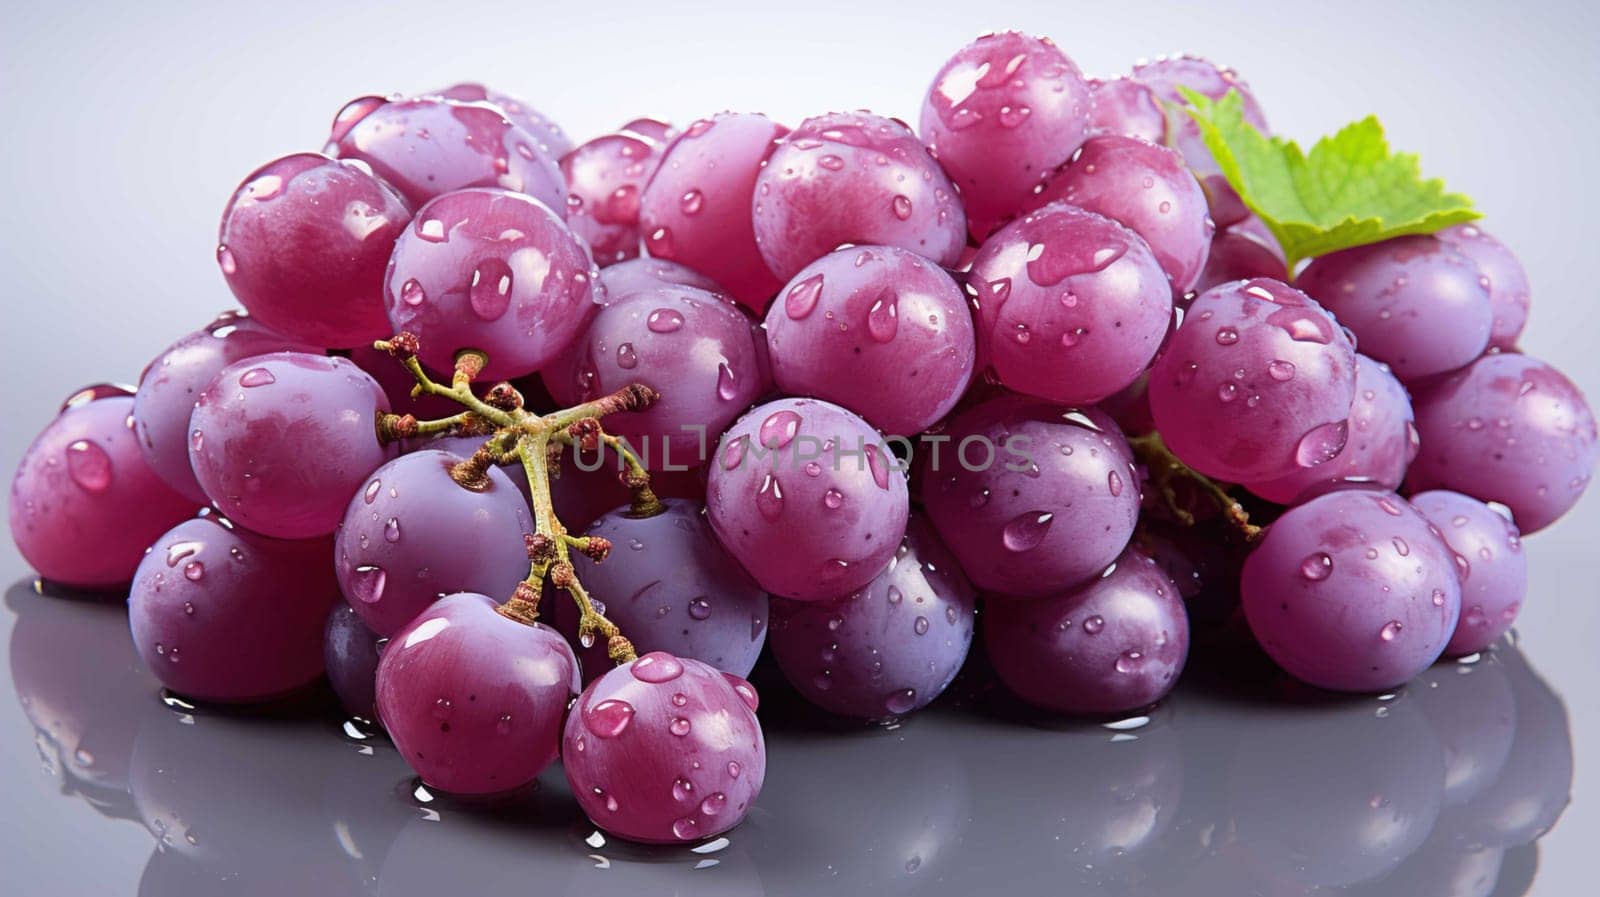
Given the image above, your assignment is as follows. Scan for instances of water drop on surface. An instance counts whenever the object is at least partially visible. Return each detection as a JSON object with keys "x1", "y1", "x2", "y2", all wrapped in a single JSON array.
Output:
[
  {"x1": 823, "y1": 488, "x2": 844, "y2": 509},
  {"x1": 364, "y1": 479, "x2": 382, "y2": 504},
  {"x1": 647, "y1": 308, "x2": 685, "y2": 333},
  {"x1": 1294, "y1": 420, "x2": 1349, "y2": 468},
  {"x1": 384, "y1": 518, "x2": 401, "y2": 543},
  {"x1": 1115, "y1": 650, "x2": 1144, "y2": 673},
  {"x1": 756, "y1": 473, "x2": 785, "y2": 520},
  {"x1": 1379, "y1": 621, "x2": 1403, "y2": 641},
  {"x1": 584, "y1": 699, "x2": 636, "y2": 738},
  {"x1": 183, "y1": 561, "x2": 204, "y2": 582},
  {"x1": 400, "y1": 279, "x2": 426, "y2": 306},
  {"x1": 1002, "y1": 512, "x2": 1054, "y2": 551},
  {"x1": 64, "y1": 440, "x2": 112, "y2": 492},
  {"x1": 758, "y1": 409, "x2": 802, "y2": 448},
  {"x1": 680, "y1": 189, "x2": 705, "y2": 215},
  {"x1": 891, "y1": 195, "x2": 913, "y2": 220},
  {"x1": 1300, "y1": 553, "x2": 1333, "y2": 581},
  {"x1": 616, "y1": 343, "x2": 638, "y2": 369},
  {"x1": 885, "y1": 689, "x2": 918, "y2": 714},
  {"x1": 351, "y1": 566, "x2": 387, "y2": 603},
  {"x1": 688, "y1": 598, "x2": 712, "y2": 620},
  {"x1": 669, "y1": 717, "x2": 692, "y2": 736},
  {"x1": 1083, "y1": 615, "x2": 1105, "y2": 635}
]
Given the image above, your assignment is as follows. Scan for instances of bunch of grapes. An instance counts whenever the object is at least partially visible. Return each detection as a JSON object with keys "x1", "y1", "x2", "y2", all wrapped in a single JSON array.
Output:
[{"x1": 7, "y1": 31, "x2": 1596, "y2": 851}]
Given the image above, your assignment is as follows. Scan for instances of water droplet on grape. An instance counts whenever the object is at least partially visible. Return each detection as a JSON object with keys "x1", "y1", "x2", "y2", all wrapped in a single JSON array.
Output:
[
  {"x1": 1379, "y1": 620, "x2": 1403, "y2": 641},
  {"x1": 64, "y1": 440, "x2": 112, "y2": 492},
  {"x1": 1300, "y1": 552, "x2": 1333, "y2": 580},
  {"x1": 1002, "y1": 512, "x2": 1054, "y2": 551},
  {"x1": 238, "y1": 367, "x2": 276, "y2": 388},
  {"x1": 350, "y1": 566, "x2": 387, "y2": 603},
  {"x1": 1294, "y1": 420, "x2": 1349, "y2": 468},
  {"x1": 647, "y1": 308, "x2": 685, "y2": 333},
  {"x1": 616, "y1": 342, "x2": 638, "y2": 369},
  {"x1": 584, "y1": 699, "x2": 635, "y2": 738},
  {"x1": 1083, "y1": 615, "x2": 1105, "y2": 634},
  {"x1": 669, "y1": 717, "x2": 692, "y2": 736}
]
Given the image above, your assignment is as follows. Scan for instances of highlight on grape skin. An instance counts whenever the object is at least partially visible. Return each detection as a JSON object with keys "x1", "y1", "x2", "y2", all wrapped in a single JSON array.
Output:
[{"x1": 4, "y1": 23, "x2": 1595, "y2": 861}]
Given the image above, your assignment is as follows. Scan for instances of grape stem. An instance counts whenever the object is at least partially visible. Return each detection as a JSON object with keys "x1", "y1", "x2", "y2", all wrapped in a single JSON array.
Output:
[
  {"x1": 1129, "y1": 432, "x2": 1263, "y2": 542},
  {"x1": 372, "y1": 332, "x2": 660, "y2": 665}
]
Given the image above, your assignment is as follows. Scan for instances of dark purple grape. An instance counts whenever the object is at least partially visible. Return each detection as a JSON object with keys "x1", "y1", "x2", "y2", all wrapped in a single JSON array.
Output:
[
  {"x1": 544, "y1": 283, "x2": 769, "y2": 470},
  {"x1": 984, "y1": 547, "x2": 1188, "y2": 715},
  {"x1": 919, "y1": 31, "x2": 1094, "y2": 240},
  {"x1": 324, "y1": 602, "x2": 381, "y2": 720},
  {"x1": 384, "y1": 187, "x2": 600, "y2": 381},
  {"x1": 548, "y1": 499, "x2": 767, "y2": 682},
  {"x1": 327, "y1": 95, "x2": 564, "y2": 213},
  {"x1": 1407, "y1": 352, "x2": 1596, "y2": 533},
  {"x1": 432, "y1": 82, "x2": 572, "y2": 159},
  {"x1": 547, "y1": 448, "x2": 706, "y2": 534},
  {"x1": 1191, "y1": 218, "x2": 1287, "y2": 295},
  {"x1": 563, "y1": 654, "x2": 764, "y2": 843},
  {"x1": 1299, "y1": 235, "x2": 1494, "y2": 381},
  {"x1": 764, "y1": 245, "x2": 976, "y2": 435},
  {"x1": 752, "y1": 111, "x2": 966, "y2": 281},
  {"x1": 769, "y1": 514, "x2": 976, "y2": 719},
  {"x1": 375, "y1": 592, "x2": 578, "y2": 795},
  {"x1": 187, "y1": 352, "x2": 395, "y2": 539},
  {"x1": 11, "y1": 391, "x2": 195, "y2": 588},
  {"x1": 216, "y1": 154, "x2": 411, "y2": 349},
  {"x1": 1436, "y1": 223, "x2": 1531, "y2": 351},
  {"x1": 1241, "y1": 489, "x2": 1461, "y2": 692},
  {"x1": 922, "y1": 395, "x2": 1139, "y2": 598},
  {"x1": 128, "y1": 515, "x2": 339, "y2": 702},
  {"x1": 336, "y1": 450, "x2": 533, "y2": 637},
  {"x1": 1410, "y1": 490, "x2": 1528, "y2": 656},
  {"x1": 561, "y1": 121, "x2": 675, "y2": 265},
  {"x1": 1147, "y1": 278, "x2": 1358, "y2": 483},
  {"x1": 637, "y1": 113, "x2": 788, "y2": 311},
  {"x1": 134, "y1": 312, "x2": 319, "y2": 502}
]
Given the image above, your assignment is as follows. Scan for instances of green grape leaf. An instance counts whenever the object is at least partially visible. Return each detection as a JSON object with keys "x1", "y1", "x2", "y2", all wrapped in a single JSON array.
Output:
[{"x1": 1178, "y1": 87, "x2": 1480, "y2": 273}]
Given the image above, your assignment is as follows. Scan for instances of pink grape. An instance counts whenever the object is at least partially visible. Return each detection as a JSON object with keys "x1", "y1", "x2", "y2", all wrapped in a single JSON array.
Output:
[
  {"x1": 134, "y1": 312, "x2": 318, "y2": 502},
  {"x1": 336, "y1": 450, "x2": 534, "y2": 637},
  {"x1": 919, "y1": 31, "x2": 1094, "y2": 240},
  {"x1": 1192, "y1": 218, "x2": 1286, "y2": 295},
  {"x1": 764, "y1": 245, "x2": 975, "y2": 434},
  {"x1": 10, "y1": 390, "x2": 195, "y2": 588},
  {"x1": 706, "y1": 398, "x2": 909, "y2": 601},
  {"x1": 128, "y1": 514, "x2": 340, "y2": 702},
  {"x1": 598, "y1": 256, "x2": 724, "y2": 300},
  {"x1": 1147, "y1": 278, "x2": 1358, "y2": 483},
  {"x1": 1435, "y1": 223, "x2": 1531, "y2": 351},
  {"x1": 324, "y1": 602, "x2": 381, "y2": 720},
  {"x1": 1032, "y1": 135, "x2": 1214, "y2": 294},
  {"x1": 768, "y1": 514, "x2": 976, "y2": 720},
  {"x1": 1410, "y1": 490, "x2": 1528, "y2": 656},
  {"x1": 432, "y1": 82, "x2": 573, "y2": 160},
  {"x1": 1240, "y1": 489, "x2": 1461, "y2": 692},
  {"x1": 1132, "y1": 55, "x2": 1268, "y2": 226},
  {"x1": 1244, "y1": 354, "x2": 1418, "y2": 504},
  {"x1": 983, "y1": 547, "x2": 1189, "y2": 715},
  {"x1": 1298, "y1": 235, "x2": 1494, "y2": 381},
  {"x1": 751, "y1": 111, "x2": 966, "y2": 281},
  {"x1": 921, "y1": 395, "x2": 1140, "y2": 598},
  {"x1": 968, "y1": 202, "x2": 1173, "y2": 405},
  {"x1": 187, "y1": 352, "x2": 395, "y2": 539},
  {"x1": 563, "y1": 653, "x2": 764, "y2": 844},
  {"x1": 327, "y1": 95, "x2": 564, "y2": 213},
  {"x1": 1406, "y1": 352, "x2": 1597, "y2": 533},
  {"x1": 1086, "y1": 76, "x2": 1166, "y2": 142},
  {"x1": 216, "y1": 153, "x2": 411, "y2": 349},
  {"x1": 375, "y1": 592, "x2": 578, "y2": 795},
  {"x1": 549, "y1": 499, "x2": 767, "y2": 682},
  {"x1": 560, "y1": 120, "x2": 675, "y2": 265},
  {"x1": 637, "y1": 112, "x2": 788, "y2": 310},
  {"x1": 384, "y1": 188, "x2": 601, "y2": 381},
  {"x1": 544, "y1": 283, "x2": 769, "y2": 470}
]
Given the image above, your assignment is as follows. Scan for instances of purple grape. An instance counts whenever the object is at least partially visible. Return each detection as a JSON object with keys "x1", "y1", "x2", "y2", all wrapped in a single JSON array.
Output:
[
  {"x1": 1436, "y1": 223, "x2": 1531, "y2": 350},
  {"x1": 563, "y1": 653, "x2": 764, "y2": 843},
  {"x1": 768, "y1": 513, "x2": 976, "y2": 719},
  {"x1": 1130, "y1": 519, "x2": 1243, "y2": 628},
  {"x1": 637, "y1": 113, "x2": 788, "y2": 311},
  {"x1": 128, "y1": 514, "x2": 340, "y2": 702},
  {"x1": 375, "y1": 592, "x2": 578, "y2": 795},
  {"x1": 1191, "y1": 219, "x2": 1286, "y2": 295},
  {"x1": 764, "y1": 245, "x2": 975, "y2": 435},
  {"x1": 1086, "y1": 76, "x2": 1166, "y2": 143},
  {"x1": 327, "y1": 95, "x2": 564, "y2": 213},
  {"x1": 544, "y1": 284, "x2": 768, "y2": 470},
  {"x1": 417, "y1": 433, "x2": 532, "y2": 499},
  {"x1": 547, "y1": 448, "x2": 706, "y2": 534},
  {"x1": 1406, "y1": 353, "x2": 1597, "y2": 533},
  {"x1": 323, "y1": 602, "x2": 381, "y2": 720},
  {"x1": 1240, "y1": 489, "x2": 1462, "y2": 692},
  {"x1": 598, "y1": 256, "x2": 725, "y2": 300},
  {"x1": 134, "y1": 312, "x2": 319, "y2": 502},
  {"x1": 707, "y1": 398, "x2": 909, "y2": 600},
  {"x1": 921, "y1": 394, "x2": 1140, "y2": 597},
  {"x1": 984, "y1": 547, "x2": 1189, "y2": 714},
  {"x1": 1298, "y1": 235, "x2": 1493, "y2": 381},
  {"x1": 432, "y1": 82, "x2": 573, "y2": 160},
  {"x1": 10, "y1": 390, "x2": 195, "y2": 588},
  {"x1": 336, "y1": 450, "x2": 534, "y2": 637},
  {"x1": 548, "y1": 499, "x2": 767, "y2": 682},
  {"x1": 1410, "y1": 490, "x2": 1528, "y2": 656},
  {"x1": 752, "y1": 111, "x2": 966, "y2": 281},
  {"x1": 560, "y1": 121, "x2": 675, "y2": 266},
  {"x1": 968, "y1": 202, "x2": 1173, "y2": 405},
  {"x1": 1032, "y1": 135, "x2": 1214, "y2": 294},
  {"x1": 187, "y1": 352, "x2": 395, "y2": 539},
  {"x1": 384, "y1": 187, "x2": 601, "y2": 381},
  {"x1": 1245, "y1": 354, "x2": 1418, "y2": 504},
  {"x1": 1147, "y1": 278, "x2": 1358, "y2": 483},
  {"x1": 919, "y1": 31, "x2": 1094, "y2": 240},
  {"x1": 216, "y1": 153, "x2": 412, "y2": 349},
  {"x1": 1132, "y1": 55, "x2": 1269, "y2": 226}
]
